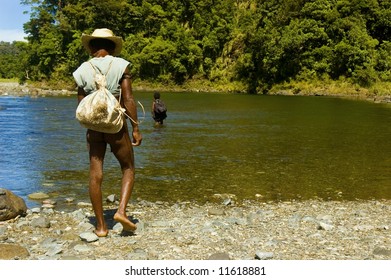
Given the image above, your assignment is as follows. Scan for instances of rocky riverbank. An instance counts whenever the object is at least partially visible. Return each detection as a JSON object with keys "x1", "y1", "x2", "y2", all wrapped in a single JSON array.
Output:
[
  {"x1": 0, "y1": 82, "x2": 73, "y2": 97},
  {"x1": 1, "y1": 197, "x2": 391, "y2": 260},
  {"x1": 1, "y1": 81, "x2": 391, "y2": 104}
]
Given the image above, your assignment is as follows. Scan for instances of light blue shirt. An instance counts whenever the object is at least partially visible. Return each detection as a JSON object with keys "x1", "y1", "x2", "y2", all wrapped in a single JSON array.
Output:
[{"x1": 73, "y1": 55, "x2": 130, "y2": 96}]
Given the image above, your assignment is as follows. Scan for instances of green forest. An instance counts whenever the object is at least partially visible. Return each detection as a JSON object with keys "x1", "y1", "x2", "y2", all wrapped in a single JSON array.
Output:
[{"x1": 1, "y1": 0, "x2": 391, "y2": 95}]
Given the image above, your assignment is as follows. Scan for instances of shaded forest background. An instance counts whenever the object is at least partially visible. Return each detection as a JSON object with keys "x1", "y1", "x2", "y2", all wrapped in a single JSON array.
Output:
[{"x1": 1, "y1": 0, "x2": 391, "y2": 95}]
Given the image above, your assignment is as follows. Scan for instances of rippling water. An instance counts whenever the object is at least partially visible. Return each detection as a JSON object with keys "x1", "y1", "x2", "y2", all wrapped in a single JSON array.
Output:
[{"x1": 0, "y1": 93, "x2": 390, "y2": 208}]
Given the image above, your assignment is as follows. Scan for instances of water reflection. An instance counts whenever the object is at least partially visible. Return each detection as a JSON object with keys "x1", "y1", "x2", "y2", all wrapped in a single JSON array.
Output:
[{"x1": 0, "y1": 94, "x2": 390, "y2": 208}]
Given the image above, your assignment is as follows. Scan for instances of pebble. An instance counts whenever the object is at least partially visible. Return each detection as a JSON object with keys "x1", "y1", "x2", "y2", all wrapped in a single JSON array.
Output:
[
  {"x1": 1, "y1": 199, "x2": 391, "y2": 260},
  {"x1": 28, "y1": 192, "x2": 49, "y2": 200},
  {"x1": 79, "y1": 232, "x2": 99, "y2": 243},
  {"x1": 30, "y1": 217, "x2": 50, "y2": 228},
  {"x1": 255, "y1": 252, "x2": 274, "y2": 260}
]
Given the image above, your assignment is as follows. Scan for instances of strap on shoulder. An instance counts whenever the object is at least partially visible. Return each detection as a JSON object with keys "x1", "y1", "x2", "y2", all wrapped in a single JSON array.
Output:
[{"x1": 88, "y1": 59, "x2": 114, "y2": 76}]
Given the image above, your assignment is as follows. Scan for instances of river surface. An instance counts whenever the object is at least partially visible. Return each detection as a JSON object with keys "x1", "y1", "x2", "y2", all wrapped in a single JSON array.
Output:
[{"x1": 0, "y1": 93, "x2": 390, "y2": 208}]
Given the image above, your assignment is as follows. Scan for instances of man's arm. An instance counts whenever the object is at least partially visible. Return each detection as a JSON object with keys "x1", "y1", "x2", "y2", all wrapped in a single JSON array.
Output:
[
  {"x1": 121, "y1": 68, "x2": 142, "y2": 146},
  {"x1": 77, "y1": 86, "x2": 86, "y2": 104}
]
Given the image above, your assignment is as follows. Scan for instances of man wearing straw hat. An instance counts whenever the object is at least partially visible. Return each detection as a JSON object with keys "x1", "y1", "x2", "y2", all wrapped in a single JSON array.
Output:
[{"x1": 73, "y1": 28, "x2": 142, "y2": 237}]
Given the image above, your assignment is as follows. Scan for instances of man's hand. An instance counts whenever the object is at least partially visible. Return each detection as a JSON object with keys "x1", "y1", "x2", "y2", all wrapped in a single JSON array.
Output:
[{"x1": 132, "y1": 130, "x2": 142, "y2": 146}]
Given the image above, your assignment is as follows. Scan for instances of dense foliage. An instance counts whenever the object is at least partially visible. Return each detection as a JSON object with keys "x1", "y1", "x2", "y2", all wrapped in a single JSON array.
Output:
[
  {"x1": 0, "y1": 41, "x2": 29, "y2": 80},
  {"x1": 1, "y1": 0, "x2": 391, "y2": 93}
]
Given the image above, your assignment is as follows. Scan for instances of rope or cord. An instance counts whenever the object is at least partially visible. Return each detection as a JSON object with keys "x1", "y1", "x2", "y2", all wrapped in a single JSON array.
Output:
[{"x1": 88, "y1": 59, "x2": 145, "y2": 125}]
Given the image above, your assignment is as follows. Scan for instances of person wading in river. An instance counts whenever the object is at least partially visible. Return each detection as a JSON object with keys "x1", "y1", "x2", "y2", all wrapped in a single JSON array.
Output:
[{"x1": 73, "y1": 28, "x2": 142, "y2": 237}]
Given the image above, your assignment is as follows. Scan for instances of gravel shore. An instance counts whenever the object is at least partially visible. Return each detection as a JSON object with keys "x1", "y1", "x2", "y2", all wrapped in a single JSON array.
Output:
[{"x1": 1, "y1": 198, "x2": 391, "y2": 260}]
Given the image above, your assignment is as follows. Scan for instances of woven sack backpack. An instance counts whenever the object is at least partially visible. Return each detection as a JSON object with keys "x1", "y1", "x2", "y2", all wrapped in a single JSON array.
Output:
[{"x1": 75, "y1": 60, "x2": 126, "y2": 133}]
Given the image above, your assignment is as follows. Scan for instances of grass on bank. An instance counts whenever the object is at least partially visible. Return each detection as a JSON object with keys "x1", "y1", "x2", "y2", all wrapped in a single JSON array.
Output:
[
  {"x1": 0, "y1": 78, "x2": 19, "y2": 83},
  {"x1": 270, "y1": 78, "x2": 391, "y2": 98}
]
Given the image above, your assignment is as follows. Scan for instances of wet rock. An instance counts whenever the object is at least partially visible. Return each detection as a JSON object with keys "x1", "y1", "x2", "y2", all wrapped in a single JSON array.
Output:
[
  {"x1": 0, "y1": 188, "x2": 27, "y2": 221},
  {"x1": 28, "y1": 192, "x2": 49, "y2": 200},
  {"x1": 42, "y1": 199, "x2": 57, "y2": 205},
  {"x1": 65, "y1": 197, "x2": 75, "y2": 203},
  {"x1": 41, "y1": 203, "x2": 55, "y2": 209}
]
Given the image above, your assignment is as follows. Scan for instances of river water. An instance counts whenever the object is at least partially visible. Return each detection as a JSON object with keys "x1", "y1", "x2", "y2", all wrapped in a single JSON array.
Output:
[{"x1": 0, "y1": 93, "x2": 390, "y2": 208}]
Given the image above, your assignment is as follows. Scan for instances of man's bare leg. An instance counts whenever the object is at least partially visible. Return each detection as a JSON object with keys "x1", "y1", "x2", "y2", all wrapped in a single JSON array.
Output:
[
  {"x1": 88, "y1": 138, "x2": 108, "y2": 237},
  {"x1": 114, "y1": 168, "x2": 137, "y2": 232}
]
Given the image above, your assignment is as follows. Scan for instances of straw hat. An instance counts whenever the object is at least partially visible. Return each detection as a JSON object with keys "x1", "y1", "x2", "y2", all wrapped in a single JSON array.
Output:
[{"x1": 81, "y1": 28, "x2": 123, "y2": 56}]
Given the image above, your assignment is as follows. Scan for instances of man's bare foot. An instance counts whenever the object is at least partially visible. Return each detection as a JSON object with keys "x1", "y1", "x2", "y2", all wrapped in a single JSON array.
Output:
[
  {"x1": 114, "y1": 212, "x2": 137, "y2": 232},
  {"x1": 94, "y1": 228, "x2": 108, "y2": 237}
]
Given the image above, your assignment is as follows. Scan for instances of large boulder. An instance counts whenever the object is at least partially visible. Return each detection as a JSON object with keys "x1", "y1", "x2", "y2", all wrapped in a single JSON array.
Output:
[
  {"x1": 0, "y1": 244, "x2": 30, "y2": 259},
  {"x1": 0, "y1": 188, "x2": 27, "y2": 221}
]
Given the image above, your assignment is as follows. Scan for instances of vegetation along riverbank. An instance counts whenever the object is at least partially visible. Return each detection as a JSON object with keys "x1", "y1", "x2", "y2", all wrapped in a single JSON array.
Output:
[{"x1": 2, "y1": 1, "x2": 391, "y2": 100}]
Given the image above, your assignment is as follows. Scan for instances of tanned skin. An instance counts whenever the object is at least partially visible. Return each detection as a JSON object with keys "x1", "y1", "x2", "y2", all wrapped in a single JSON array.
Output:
[{"x1": 77, "y1": 46, "x2": 142, "y2": 237}]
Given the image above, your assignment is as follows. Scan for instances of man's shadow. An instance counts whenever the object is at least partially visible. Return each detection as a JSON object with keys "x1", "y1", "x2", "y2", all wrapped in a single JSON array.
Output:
[{"x1": 88, "y1": 209, "x2": 139, "y2": 236}]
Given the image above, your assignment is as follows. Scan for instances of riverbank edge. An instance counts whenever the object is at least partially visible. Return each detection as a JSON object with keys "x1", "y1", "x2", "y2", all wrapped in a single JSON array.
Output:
[
  {"x1": 1, "y1": 198, "x2": 391, "y2": 260},
  {"x1": 1, "y1": 81, "x2": 390, "y2": 104}
]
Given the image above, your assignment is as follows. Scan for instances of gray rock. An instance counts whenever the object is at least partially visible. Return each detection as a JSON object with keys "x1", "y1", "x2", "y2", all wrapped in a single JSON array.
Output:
[
  {"x1": 208, "y1": 208, "x2": 225, "y2": 216},
  {"x1": 353, "y1": 225, "x2": 374, "y2": 231},
  {"x1": 255, "y1": 251, "x2": 274, "y2": 260},
  {"x1": 41, "y1": 208, "x2": 55, "y2": 215},
  {"x1": 16, "y1": 220, "x2": 30, "y2": 229},
  {"x1": 31, "y1": 217, "x2": 50, "y2": 228},
  {"x1": 318, "y1": 222, "x2": 334, "y2": 231},
  {"x1": 73, "y1": 244, "x2": 92, "y2": 253},
  {"x1": 71, "y1": 209, "x2": 87, "y2": 221},
  {"x1": 65, "y1": 197, "x2": 75, "y2": 203},
  {"x1": 208, "y1": 252, "x2": 230, "y2": 260},
  {"x1": 79, "y1": 232, "x2": 99, "y2": 243},
  {"x1": 77, "y1": 202, "x2": 92, "y2": 208},
  {"x1": 106, "y1": 194, "x2": 116, "y2": 203},
  {"x1": 113, "y1": 222, "x2": 124, "y2": 232},
  {"x1": 0, "y1": 225, "x2": 6, "y2": 235},
  {"x1": 223, "y1": 198, "x2": 232, "y2": 206},
  {"x1": 42, "y1": 199, "x2": 57, "y2": 205},
  {"x1": 45, "y1": 244, "x2": 63, "y2": 256},
  {"x1": 134, "y1": 220, "x2": 145, "y2": 234},
  {"x1": 30, "y1": 207, "x2": 41, "y2": 214},
  {"x1": 78, "y1": 222, "x2": 95, "y2": 231},
  {"x1": 41, "y1": 203, "x2": 55, "y2": 209},
  {"x1": 0, "y1": 188, "x2": 27, "y2": 221}
]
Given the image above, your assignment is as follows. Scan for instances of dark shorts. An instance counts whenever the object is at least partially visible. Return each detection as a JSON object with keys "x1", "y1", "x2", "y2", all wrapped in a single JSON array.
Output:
[
  {"x1": 153, "y1": 112, "x2": 167, "y2": 123},
  {"x1": 86, "y1": 121, "x2": 133, "y2": 154}
]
